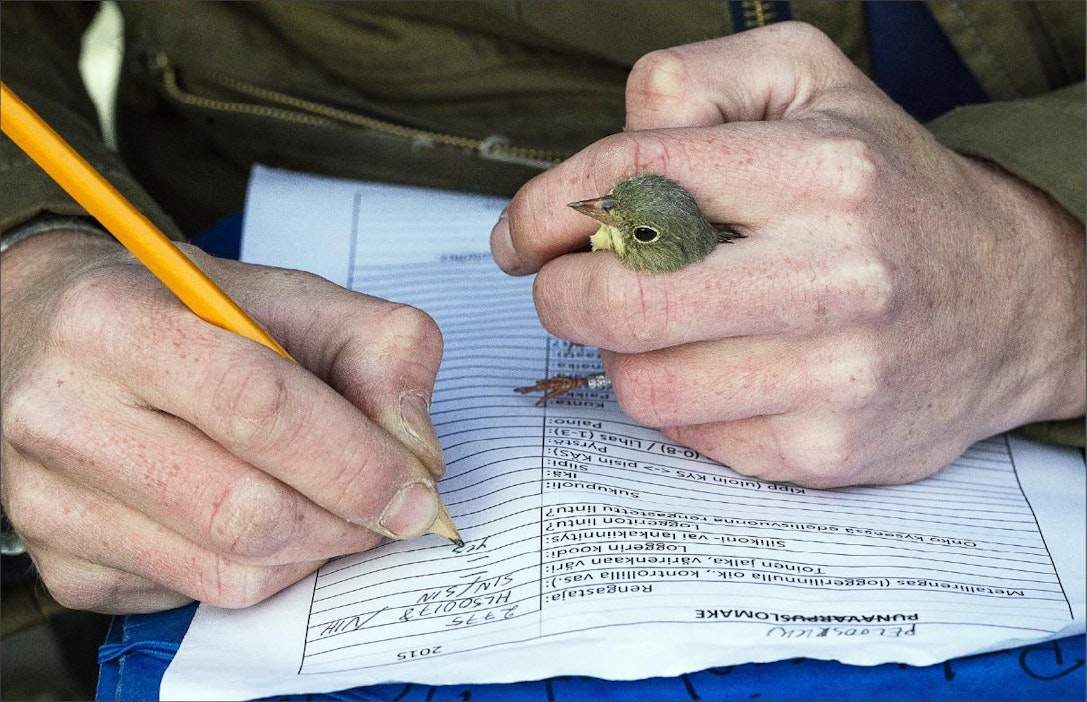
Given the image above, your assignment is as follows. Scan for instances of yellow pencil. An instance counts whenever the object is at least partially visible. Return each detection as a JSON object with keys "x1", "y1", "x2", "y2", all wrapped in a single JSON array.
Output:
[{"x1": 0, "y1": 81, "x2": 462, "y2": 546}]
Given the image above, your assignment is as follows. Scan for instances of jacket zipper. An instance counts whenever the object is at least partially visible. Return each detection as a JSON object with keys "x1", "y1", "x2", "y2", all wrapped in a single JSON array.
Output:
[
  {"x1": 735, "y1": 1, "x2": 788, "y2": 30},
  {"x1": 155, "y1": 54, "x2": 566, "y2": 170}
]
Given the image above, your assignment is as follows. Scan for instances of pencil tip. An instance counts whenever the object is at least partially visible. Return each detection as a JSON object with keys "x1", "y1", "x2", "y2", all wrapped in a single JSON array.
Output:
[
  {"x1": 429, "y1": 503, "x2": 463, "y2": 546},
  {"x1": 450, "y1": 538, "x2": 465, "y2": 548}
]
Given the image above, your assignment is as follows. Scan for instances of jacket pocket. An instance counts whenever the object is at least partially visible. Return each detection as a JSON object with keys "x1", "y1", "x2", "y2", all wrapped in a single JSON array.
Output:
[{"x1": 149, "y1": 53, "x2": 566, "y2": 195}]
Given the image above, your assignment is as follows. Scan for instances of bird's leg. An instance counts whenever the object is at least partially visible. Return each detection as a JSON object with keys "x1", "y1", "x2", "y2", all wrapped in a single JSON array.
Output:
[{"x1": 515, "y1": 373, "x2": 611, "y2": 406}]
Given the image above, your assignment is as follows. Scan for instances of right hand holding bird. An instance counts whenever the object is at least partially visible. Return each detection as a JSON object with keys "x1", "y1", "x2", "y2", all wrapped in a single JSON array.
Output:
[{"x1": 491, "y1": 23, "x2": 1085, "y2": 488}]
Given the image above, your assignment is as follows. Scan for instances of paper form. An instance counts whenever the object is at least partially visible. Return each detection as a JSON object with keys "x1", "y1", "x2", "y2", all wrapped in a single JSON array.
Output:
[{"x1": 160, "y1": 166, "x2": 1085, "y2": 701}]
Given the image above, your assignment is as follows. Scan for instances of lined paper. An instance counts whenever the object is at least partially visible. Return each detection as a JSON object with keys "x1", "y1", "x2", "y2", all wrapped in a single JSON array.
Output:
[{"x1": 160, "y1": 166, "x2": 1084, "y2": 701}]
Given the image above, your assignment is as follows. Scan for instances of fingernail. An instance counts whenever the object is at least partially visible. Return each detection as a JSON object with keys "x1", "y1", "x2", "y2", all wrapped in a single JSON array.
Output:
[
  {"x1": 489, "y1": 208, "x2": 524, "y2": 274},
  {"x1": 399, "y1": 391, "x2": 445, "y2": 479},
  {"x1": 378, "y1": 482, "x2": 439, "y2": 539}
]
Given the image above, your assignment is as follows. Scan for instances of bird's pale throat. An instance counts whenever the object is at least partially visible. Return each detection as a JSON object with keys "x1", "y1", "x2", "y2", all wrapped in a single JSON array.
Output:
[{"x1": 589, "y1": 224, "x2": 627, "y2": 257}]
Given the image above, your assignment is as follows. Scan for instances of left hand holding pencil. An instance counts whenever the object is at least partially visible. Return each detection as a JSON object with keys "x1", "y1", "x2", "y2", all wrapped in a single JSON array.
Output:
[{"x1": 0, "y1": 230, "x2": 446, "y2": 613}]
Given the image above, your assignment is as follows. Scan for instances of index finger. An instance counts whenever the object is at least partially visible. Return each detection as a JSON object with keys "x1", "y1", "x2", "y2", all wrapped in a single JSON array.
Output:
[
  {"x1": 150, "y1": 333, "x2": 440, "y2": 540},
  {"x1": 108, "y1": 277, "x2": 445, "y2": 542},
  {"x1": 493, "y1": 119, "x2": 825, "y2": 275}
]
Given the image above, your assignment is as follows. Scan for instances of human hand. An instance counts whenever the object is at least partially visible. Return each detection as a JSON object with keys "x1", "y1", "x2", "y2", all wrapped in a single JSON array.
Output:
[
  {"x1": 1, "y1": 230, "x2": 445, "y2": 613},
  {"x1": 492, "y1": 23, "x2": 1085, "y2": 488}
]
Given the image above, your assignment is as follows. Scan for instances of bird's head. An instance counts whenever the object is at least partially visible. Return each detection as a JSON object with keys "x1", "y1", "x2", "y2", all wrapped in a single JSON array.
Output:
[{"x1": 569, "y1": 174, "x2": 720, "y2": 272}]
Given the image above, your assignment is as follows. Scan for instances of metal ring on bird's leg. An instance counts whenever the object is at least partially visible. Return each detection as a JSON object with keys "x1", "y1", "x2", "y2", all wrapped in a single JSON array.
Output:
[{"x1": 515, "y1": 372, "x2": 611, "y2": 405}]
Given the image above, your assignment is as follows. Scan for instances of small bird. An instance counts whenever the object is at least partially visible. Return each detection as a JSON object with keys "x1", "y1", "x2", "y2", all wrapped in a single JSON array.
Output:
[
  {"x1": 516, "y1": 173, "x2": 744, "y2": 404},
  {"x1": 570, "y1": 173, "x2": 743, "y2": 272}
]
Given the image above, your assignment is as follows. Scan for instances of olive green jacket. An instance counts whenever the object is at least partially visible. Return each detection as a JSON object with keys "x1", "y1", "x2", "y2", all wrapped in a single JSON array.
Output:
[{"x1": 1, "y1": 1, "x2": 1083, "y2": 444}]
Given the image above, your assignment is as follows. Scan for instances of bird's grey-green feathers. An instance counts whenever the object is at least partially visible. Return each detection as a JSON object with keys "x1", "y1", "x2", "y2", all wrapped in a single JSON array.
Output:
[{"x1": 569, "y1": 174, "x2": 743, "y2": 272}]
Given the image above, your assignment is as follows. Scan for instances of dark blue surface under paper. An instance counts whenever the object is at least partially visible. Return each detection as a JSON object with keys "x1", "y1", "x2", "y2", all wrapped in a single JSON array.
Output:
[{"x1": 97, "y1": 603, "x2": 1085, "y2": 702}]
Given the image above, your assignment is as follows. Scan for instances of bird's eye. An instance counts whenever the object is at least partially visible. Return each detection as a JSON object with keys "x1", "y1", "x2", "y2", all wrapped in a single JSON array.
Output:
[{"x1": 633, "y1": 226, "x2": 660, "y2": 243}]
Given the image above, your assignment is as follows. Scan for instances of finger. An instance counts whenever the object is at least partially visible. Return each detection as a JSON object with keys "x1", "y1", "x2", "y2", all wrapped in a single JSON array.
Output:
[
  {"x1": 56, "y1": 264, "x2": 443, "y2": 540},
  {"x1": 497, "y1": 128, "x2": 746, "y2": 275},
  {"x1": 625, "y1": 22, "x2": 867, "y2": 130},
  {"x1": 661, "y1": 413, "x2": 960, "y2": 490},
  {"x1": 24, "y1": 548, "x2": 192, "y2": 615},
  {"x1": 498, "y1": 113, "x2": 880, "y2": 275},
  {"x1": 207, "y1": 259, "x2": 448, "y2": 481},
  {"x1": 600, "y1": 341, "x2": 793, "y2": 428},
  {"x1": 149, "y1": 335, "x2": 438, "y2": 540},
  {"x1": 4, "y1": 374, "x2": 383, "y2": 565},
  {"x1": 8, "y1": 464, "x2": 322, "y2": 610},
  {"x1": 660, "y1": 416, "x2": 828, "y2": 485},
  {"x1": 533, "y1": 233, "x2": 892, "y2": 353},
  {"x1": 600, "y1": 328, "x2": 879, "y2": 428}
]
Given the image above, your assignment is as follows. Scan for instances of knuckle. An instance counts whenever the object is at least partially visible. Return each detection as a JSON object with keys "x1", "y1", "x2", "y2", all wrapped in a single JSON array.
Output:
[
  {"x1": 35, "y1": 559, "x2": 117, "y2": 612},
  {"x1": 1, "y1": 380, "x2": 47, "y2": 454},
  {"x1": 48, "y1": 270, "x2": 113, "y2": 343},
  {"x1": 587, "y1": 267, "x2": 671, "y2": 352},
  {"x1": 590, "y1": 131, "x2": 682, "y2": 181},
  {"x1": 823, "y1": 339, "x2": 884, "y2": 409},
  {"x1": 852, "y1": 258, "x2": 896, "y2": 320},
  {"x1": 311, "y1": 447, "x2": 383, "y2": 514},
  {"x1": 36, "y1": 575, "x2": 86, "y2": 611},
  {"x1": 208, "y1": 362, "x2": 293, "y2": 444},
  {"x1": 608, "y1": 354, "x2": 671, "y2": 426},
  {"x1": 831, "y1": 255, "x2": 897, "y2": 323},
  {"x1": 783, "y1": 423, "x2": 862, "y2": 488},
  {"x1": 369, "y1": 304, "x2": 442, "y2": 366},
  {"x1": 204, "y1": 477, "x2": 295, "y2": 560},
  {"x1": 773, "y1": 21, "x2": 843, "y2": 61},
  {"x1": 196, "y1": 559, "x2": 271, "y2": 609},
  {"x1": 532, "y1": 266, "x2": 584, "y2": 341},
  {"x1": 811, "y1": 137, "x2": 882, "y2": 205},
  {"x1": 626, "y1": 278, "x2": 674, "y2": 348},
  {"x1": 505, "y1": 187, "x2": 552, "y2": 263},
  {"x1": 628, "y1": 47, "x2": 689, "y2": 103},
  {"x1": 800, "y1": 253, "x2": 896, "y2": 326},
  {"x1": 1, "y1": 381, "x2": 75, "y2": 460}
]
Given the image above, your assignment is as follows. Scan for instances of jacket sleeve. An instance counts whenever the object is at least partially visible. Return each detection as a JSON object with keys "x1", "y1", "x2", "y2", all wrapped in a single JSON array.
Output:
[
  {"x1": 927, "y1": 83, "x2": 1086, "y2": 448},
  {"x1": 926, "y1": 82, "x2": 1085, "y2": 224},
  {"x1": 0, "y1": 2, "x2": 182, "y2": 241}
]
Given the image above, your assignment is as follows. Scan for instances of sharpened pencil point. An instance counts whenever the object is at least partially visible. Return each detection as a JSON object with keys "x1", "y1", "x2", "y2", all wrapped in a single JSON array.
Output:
[{"x1": 429, "y1": 503, "x2": 463, "y2": 546}]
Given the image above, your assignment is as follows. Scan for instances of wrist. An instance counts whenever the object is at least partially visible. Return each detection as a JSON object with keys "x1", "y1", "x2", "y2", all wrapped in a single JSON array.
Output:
[
  {"x1": 969, "y1": 157, "x2": 1086, "y2": 432},
  {"x1": 1, "y1": 215, "x2": 112, "y2": 255}
]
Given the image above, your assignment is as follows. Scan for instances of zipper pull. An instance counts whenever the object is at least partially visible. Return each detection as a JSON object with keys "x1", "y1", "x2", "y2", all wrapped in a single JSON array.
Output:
[{"x1": 478, "y1": 135, "x2": 561, "y2": 171}]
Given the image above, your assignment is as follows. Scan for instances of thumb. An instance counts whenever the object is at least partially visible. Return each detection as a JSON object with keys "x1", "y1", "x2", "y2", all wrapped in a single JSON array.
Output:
[{"x1": 625, "y1": 22, "x2": 866, "y2": 130}]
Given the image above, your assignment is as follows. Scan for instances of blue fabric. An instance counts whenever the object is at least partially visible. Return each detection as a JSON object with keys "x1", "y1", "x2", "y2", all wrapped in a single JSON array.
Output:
[
  {"x1": 189, "y1": 211, "x2": 245, "y2": 260},
  {"x1": 865, "y1": 1, "x2": 988, "y2": 122},
  {"x1": 96, "y1": 604, "x2": 195, "y2": 702},
  {"x1": 97, "y1": 603, "x2": 1086, "y2": 702}
]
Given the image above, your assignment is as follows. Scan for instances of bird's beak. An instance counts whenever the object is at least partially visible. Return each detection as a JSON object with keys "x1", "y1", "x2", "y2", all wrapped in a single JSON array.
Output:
[{"x1": 568, "y1": 195, "x2": 616, "y2": 225}]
